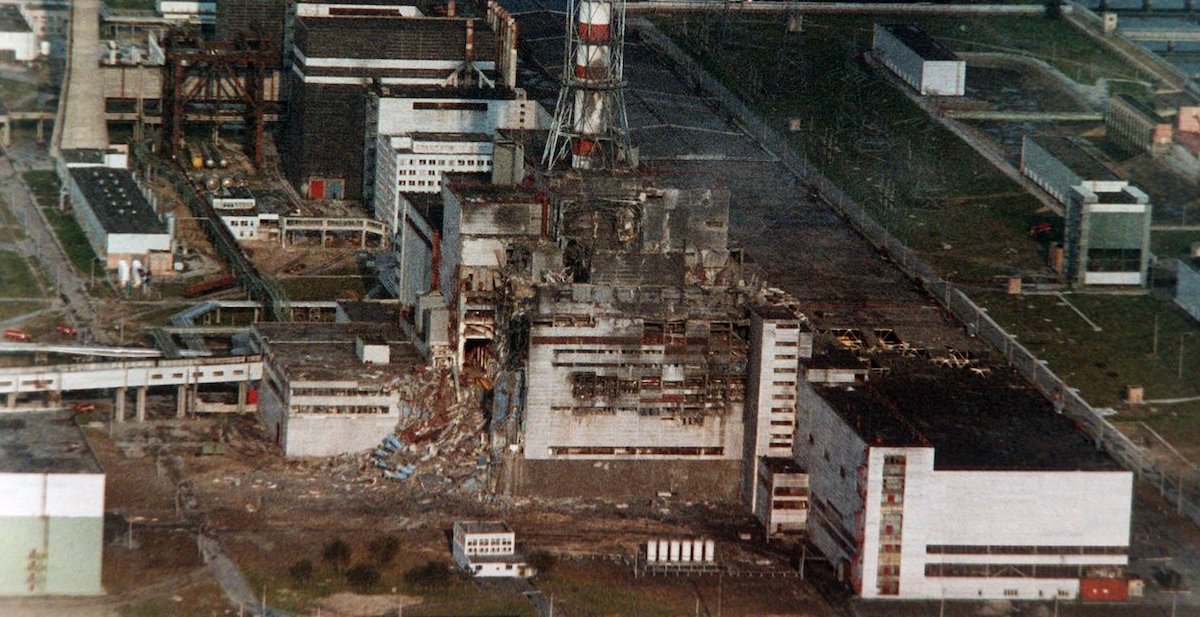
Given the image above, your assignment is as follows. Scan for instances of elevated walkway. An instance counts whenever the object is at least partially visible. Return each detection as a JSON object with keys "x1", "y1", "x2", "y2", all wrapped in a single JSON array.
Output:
[
  {"x1": 0, "y1": 342, "x2": 162, "y2": 358},
  {"x1": 0, "y1": 355, "x2": 262, "y2": 395}
]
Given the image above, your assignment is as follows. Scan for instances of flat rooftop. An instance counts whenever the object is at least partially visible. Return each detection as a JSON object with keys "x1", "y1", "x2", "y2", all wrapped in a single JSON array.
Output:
[
  {"x1": 446, "y1": 174, "x2": 539, "y2": 204},
  {"x1": 0, "y1": 410, "x2": 103, "y2": 475},
  {"x1": 1028, "y1": 136, "x2": 1118, "y2": 182},
  {"x1": 253, "y1": 322, "x2": 421, "y2": 384},
  {"x1": 401, "y1": 192, "x2": 445, "y2": 231},
  {"x1": 815, "y1": 357, "x2": 1121, "y2": 472},
  {"x1": 459, "y1": 521, "x2": 512, "y2": 534},
  {"x1": 881, "y1": 24, "x2": 957, "y2": 62},
  {"x1": 761, "y1": 456, "x2": 805, "y2": 475},
  {"x1": 535, "y1": 283, "x2": 744, "y2": 320},
  {"x1": 69, "y1": 167, "x2": 167, "y2": 236},
  {"x1": 295, "y1": 15, "x2": 496, "y2": 62},
  {"x1": 0, "y1": 5, "x2": 32, "y2": 33}
]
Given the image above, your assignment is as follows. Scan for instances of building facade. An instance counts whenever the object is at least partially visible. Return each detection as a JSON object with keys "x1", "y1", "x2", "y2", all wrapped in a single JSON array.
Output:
[
  {"x1": 1105, "y1": 93, "x2": 1172, "y2": 156},
  {"x1": 251, "y1": 322, "x2": 422, "y2": 457},
  {"x1": 1019, "y1": 136, "x2": 1118, "y2": 206},
  {"x1": 795, "y1": 361, "x2": 1133, "y2": 600},
  {"x1": 1064, "y1": 180, "x2": 1152, "y2": 286},
  {"x1": 0, "y1": 411, "x2": 105, "y2": 596},
  {"x1": 283, "y1": 6, "x2": 518, "y2": 200},
  {"x1": 754, "y1": 456, "x2": 809, "y2": 536},
  {"x1": 523, "y1": 284, "x2": 747, "y2": 461},
  {"x1": 451, "y1": 521, "x2": 534, "y2": 578}
]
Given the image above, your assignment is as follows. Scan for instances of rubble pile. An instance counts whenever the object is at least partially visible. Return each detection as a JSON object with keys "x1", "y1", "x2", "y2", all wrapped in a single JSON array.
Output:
[{"x1": 369, "y1": 368, "x2": 491, "y2": 494}]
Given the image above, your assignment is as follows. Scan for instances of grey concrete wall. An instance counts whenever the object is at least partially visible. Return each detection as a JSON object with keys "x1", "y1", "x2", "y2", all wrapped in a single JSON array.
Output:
[{"x1": 512, "y1": 458, "x2": 741, "y2": 501}]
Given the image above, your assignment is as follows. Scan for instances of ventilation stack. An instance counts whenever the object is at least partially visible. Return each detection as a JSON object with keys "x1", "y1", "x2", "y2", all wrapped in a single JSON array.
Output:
[{"x1": 542, "y1": 0, "x2": 632, "y2": 171}]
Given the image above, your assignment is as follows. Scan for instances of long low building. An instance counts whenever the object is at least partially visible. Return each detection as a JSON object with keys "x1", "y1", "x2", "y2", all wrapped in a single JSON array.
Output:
[
  {"x1": 61, "y1": 158, "x2": 173, "y2": 278},
  {"x1": 797, "y1": 357, "x2": 1132, "y2": 600},
  {"x1": 872, "y1": 23, "x2": 965, "y2": 97},
  {"x1": 0, "y1": 410, "x2": 104, "y2": 596},
  {"x1": 1019, "y1": 136, "x2": 1118, "y2": 207}
]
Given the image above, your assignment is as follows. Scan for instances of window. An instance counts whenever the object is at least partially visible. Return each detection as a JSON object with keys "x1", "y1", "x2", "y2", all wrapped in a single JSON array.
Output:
[{"x1": 1004, "y1": 589, "x2": 1019, "y2": 598}]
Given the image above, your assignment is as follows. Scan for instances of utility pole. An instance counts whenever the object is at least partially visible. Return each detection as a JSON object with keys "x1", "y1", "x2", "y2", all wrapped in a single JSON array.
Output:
[
  {"x1": 1153, "y1": 314, "x2": 1159, "y2": 355},
  {"x1": 1179, "y1": 333, "x2": 1186, "y2": 379}
]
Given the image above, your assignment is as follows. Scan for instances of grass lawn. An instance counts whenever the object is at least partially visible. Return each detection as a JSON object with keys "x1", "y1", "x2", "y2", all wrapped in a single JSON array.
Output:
[
  {"x1": 0, "y1": 251, "x2": 43, "y2": 297},
  {"x1": 242, "y1": 560, "x2": 536, "y2": 616},
  {"x1": 23, "y1": 170, "x2": 59, "y2": 208},
  {"x1": 975, "y1": 291, "x2": 1200, "y2": 407},
  {"x1": 0, "y1": 196, "x2": 24, "y2": 242},
  {"x1": 1152, "y1": 230, "x2": 1200, "y2": 260},
  {"x1": 0, "y1": 300, "x2": 46, "y2": 322},
  {"x1": 0, "y1": 77, "x2": 37, "y2": 110},
  {"x1": 41, "y1": 206, "x2": 101, "y2": 276}
]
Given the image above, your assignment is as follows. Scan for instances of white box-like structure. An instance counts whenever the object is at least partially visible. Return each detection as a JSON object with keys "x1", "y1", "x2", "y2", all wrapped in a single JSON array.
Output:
[
  {"x1": 796, "y1": 362, "x2": 1132, "y2": 600},
  {"x1": 0, "y1": 5, "x2": 37, "y2": 62},
  {"x1": 873, "y1": 24, "x2": 965, "y2": 97},
  {"x1": 366, "y1": 89, "x2": 549, "y2": 214},
  {"x1": 0, "y1": 411, "x2": 105, "y2": 596},
  {"x1": 452, "y1": 521, "x2": 534, "y2": 578}
]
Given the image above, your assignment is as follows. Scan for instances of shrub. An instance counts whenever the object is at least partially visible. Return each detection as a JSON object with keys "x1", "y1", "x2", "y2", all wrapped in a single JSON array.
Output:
[
  {"x1": 368, "y1": 535, "x2": 401, "y2": 567},
  {"x1": 526, "y1": 551, "x2": 556, "y2": 577},
  {"x1": 345, "y1": 562, "x2": 382, "y2": 591},
  {"x1": 403, "y1": 560, "x2": 452, "y2": 588},
  {"x1": 322, "y1": 538, "x2": 352, "y2": 573},
  {"x1": 288, "y1": 559, "x2": 313, "y2": 583}
]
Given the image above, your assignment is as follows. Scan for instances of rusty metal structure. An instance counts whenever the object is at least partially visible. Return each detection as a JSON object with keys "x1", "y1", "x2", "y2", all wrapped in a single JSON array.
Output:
[{"x1": 160, "y1": 29, "x2": 274, "y2": 168}]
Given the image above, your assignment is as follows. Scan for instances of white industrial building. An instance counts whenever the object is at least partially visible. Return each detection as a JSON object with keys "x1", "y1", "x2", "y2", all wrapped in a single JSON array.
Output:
[
  {"x1": 211, "y1": 189, "x2": 280, "y2": 242},
  {"x1": 0, "y1": 4, "x2": 37, "y2": 62},
  {"x1": 1020, "y1": 136, "x2": 1118, "y2": 207},
  {"x1": 754, "y1": 457, "x2": 808, "y2": 536},
  {"x1": 451, "y1": 521, "x2": 534, "y2": 578},
  {"x1": 872, "y1": 23, "x2": 965, "y2": 96},
  {"x1": 60, "y1": 156, "x2": 173, "y2": 277},
  {"x1": 251, "y1": 322, "x2": 423, "y2": 457},
  {"x1": 0, "y1": 410, "x2": 105, "y2": 596},
  {"x1": 742, "y1": 303, "x2": 812, "y2": 508},
  {"x1": 1065, "y1": 180, "x2": 1152, "y2": 287},
  {"x1": 365, "y1": 86, "x2": 549, "y2": 217},
  {"x1": 156, "y1": 0, "x2": 216, "y2": 24},
  {"x1": 796, "y1": 359, "x2": 1133, "y2": 600}
]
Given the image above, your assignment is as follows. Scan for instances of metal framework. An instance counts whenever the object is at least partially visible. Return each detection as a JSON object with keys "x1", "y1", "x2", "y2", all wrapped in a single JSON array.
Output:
[
  {"x1": 161, "y1": 29, "x2": 273, "y2": 169},
  {"x1": 543, "y1": 0, "x2": 632, "y2": 171}
]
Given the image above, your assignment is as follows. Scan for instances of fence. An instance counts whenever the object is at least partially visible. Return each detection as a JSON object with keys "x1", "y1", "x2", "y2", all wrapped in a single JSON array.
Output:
[{"x1": 634, "y1": 18, "x2": 1200, "y2": 526}]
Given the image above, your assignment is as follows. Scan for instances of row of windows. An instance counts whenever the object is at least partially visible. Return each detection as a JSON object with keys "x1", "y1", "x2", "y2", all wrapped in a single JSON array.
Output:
[
  {"x1": 403, "y1": 158, "x2": 486, "y2": 167},
  {"x1": 924, "y1": 563, "x2": 1122, "y2": 579},
  {"x1": 926, "y1": 545, "x2": 1127, "y2": 556}
]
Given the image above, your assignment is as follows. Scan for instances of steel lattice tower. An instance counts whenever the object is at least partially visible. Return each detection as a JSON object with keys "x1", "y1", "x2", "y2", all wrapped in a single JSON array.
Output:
[{"x1": 542, "y1": 0, "x2": 632, "y2": 171}]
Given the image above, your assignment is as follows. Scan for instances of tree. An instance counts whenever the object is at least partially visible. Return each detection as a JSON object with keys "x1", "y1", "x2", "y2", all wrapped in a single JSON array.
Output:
[
  {"x1": 288, "y1": 559, "x2": 314, "y2": 583},
  {"x1": 323, "y1": 538, "x2": 352, "y2": 574},
  {"x1": 526, "y1": 551, "x2": 556, "y2": 577},
  {"x1": 1044, "y1": 0, "x2": 1062, "y2": 19},
  {"x1": 368, "y1": 535, "x2": 401, "y2": 567},
  {"x1": 345, "y1": 563, "x2": 382, "y2": 591},
  {"x1": 403, "y1": 561, "x2": 452, "y2": 588}
]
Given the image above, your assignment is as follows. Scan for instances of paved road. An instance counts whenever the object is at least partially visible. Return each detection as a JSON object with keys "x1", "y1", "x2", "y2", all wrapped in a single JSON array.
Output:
[{"x1": 0, "y1": 153, "x2": 99, "y2": 330}]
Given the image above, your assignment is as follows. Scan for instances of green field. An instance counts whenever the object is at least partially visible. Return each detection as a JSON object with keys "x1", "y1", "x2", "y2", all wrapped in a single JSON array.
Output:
[
  {"x1": 1151, "y1": 230, "x2": 1200, "y2": 260},
  {"x1": 40, "y1": 206, "x2": 101, "y2": 277},
  {"x1": 0, "y1": 251, "x2": 43, "y2": 297}
]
